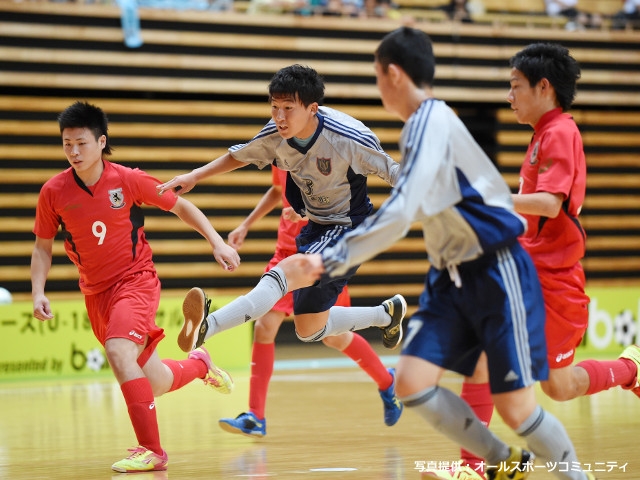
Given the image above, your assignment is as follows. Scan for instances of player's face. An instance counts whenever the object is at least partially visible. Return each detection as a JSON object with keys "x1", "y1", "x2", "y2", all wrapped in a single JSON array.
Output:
[
  {"x1": 62, "y1": 127, "x2": 106, "y2": 184},
  {"x1": 271, "y1": 95, "x2": 319, "y2": 140},
  {"x1": 507, "y1": 68, "x2": 544, "y2": 127}
]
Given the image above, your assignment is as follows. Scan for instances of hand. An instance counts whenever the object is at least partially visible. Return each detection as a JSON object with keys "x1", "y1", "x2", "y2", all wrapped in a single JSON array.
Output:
[
  {"x1": 282, "y1": 206, "x2": 304, "y2": 223},
  {"x1": 32, "y1": 294, "x2": 54, "y2": 321},
  {"x1": 280, "y1": 253, "x2": 325, "y2": 291},
  {"x1": 157, "y1": 171, "x2": 197, "y2": 196},
  {"x1": 214, "y1": 243, "x2": 241, "y2": 272},
  {"x1": 301, "y1": 253, "x2": 325, "y2": 277},
  {"x1": 228, "y1": 225, "x2": 248, "y2": 250}
]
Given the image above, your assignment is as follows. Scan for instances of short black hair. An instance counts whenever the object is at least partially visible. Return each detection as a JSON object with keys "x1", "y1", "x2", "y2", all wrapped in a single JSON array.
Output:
[
  {"x1": 268, "y1": 64, "x2": 325, "y2": 107},
  {"x1": 58, "y1": 101, "x2": 112, "y2": 155},
  {"x1": 510, "y1": 43, "x2": 581, "y2": 111},
  {"x1": 375, "y1": 27, "x2": 435, "y2": 88}
]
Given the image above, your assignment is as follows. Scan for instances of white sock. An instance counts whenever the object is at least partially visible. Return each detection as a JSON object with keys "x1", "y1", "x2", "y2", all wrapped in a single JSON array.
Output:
[
  {"x1": 296, "y1": 305, "x2": 390, "y2": 342},
  {"x1": 517, "y1": 406, "x2": 585, "y2": 480},
  {"x1": 204, "y1": 267, "x2": 287, "y2": 340}
]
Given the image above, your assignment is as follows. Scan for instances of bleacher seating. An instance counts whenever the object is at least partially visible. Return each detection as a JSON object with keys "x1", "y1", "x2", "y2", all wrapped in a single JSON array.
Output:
[{"x1": 0, "y1": 1, "x2": 639, "y2": 313}]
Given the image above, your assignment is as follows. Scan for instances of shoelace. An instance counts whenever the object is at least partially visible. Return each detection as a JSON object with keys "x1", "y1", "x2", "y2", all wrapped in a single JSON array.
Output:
[
  {"x1": 204, "y1": 371, "x2": 224, "y2": 388},
  {"x1": 125, "y1": 447, "x2": 148, "y2": 459}
]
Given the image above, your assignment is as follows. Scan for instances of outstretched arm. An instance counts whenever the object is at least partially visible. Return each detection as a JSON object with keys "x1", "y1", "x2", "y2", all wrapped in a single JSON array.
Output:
[
  {"x1": 171, "y1": 196, "x2": 241, "y2": 271},
  {"x1": 157, "y1": 152, "x2": 246, "y2": 196},
  {"x1": 228, "y1": 184, "x2": 283, "y2": 250}
]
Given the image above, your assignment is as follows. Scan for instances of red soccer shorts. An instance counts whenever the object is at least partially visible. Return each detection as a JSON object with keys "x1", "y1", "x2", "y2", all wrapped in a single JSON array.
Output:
[
  {"x1": 539, "y1": 263, "x2": 590, "y2": 369},
  {"x1": 84, "y1": 269, "x2": 165, "y2": 367}
]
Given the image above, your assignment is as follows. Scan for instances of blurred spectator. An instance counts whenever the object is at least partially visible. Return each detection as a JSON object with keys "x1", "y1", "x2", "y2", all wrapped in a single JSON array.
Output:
[
  {"x1": 612, "y1": 0, "x2": 640, "y2": 29},
  {"x1": 138, "y1": 0, "x2": 232, "y2": 11},
  {"x1": 116, "y1": 0, "x2": 143, "y2": 49},
  {"x1": 317, "y1": 0, "x2": 364, "y2": 16},
  {"x1": 246, "y1": 0, "x2": 306, "y2": 14},
  {"x1": 363, "y1": 0, "x2": 401, "y2": 18},
  {"x1": 545, "y1": 0, "x2": 603, "y2": 30},
  {"x1": 441, "y1": 0, "x2": 473, "y2": 23}
]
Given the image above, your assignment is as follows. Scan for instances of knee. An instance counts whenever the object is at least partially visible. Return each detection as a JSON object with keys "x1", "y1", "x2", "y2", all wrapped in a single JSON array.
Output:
[
  {"x1": 296, "y1": 327, "x2": 326, "y2": 343},
  {"x1": 104, "y1": 342, "x2": 126, "y2": 370},
  {"x1": 321, "y1": 332, "x2": 352, "y2": 350},
  {"x1": 540, "y1": 380, "x2": 575, "y2": 402},
  {"x1": 253, "y1": 317, "x2": 280, "y2": 343}
]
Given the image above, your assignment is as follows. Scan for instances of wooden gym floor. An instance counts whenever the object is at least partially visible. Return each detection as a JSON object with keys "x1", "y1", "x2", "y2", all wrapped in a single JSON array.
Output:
[{"x1": 0, "y1": 342, "x2": 636, "y2": 480}]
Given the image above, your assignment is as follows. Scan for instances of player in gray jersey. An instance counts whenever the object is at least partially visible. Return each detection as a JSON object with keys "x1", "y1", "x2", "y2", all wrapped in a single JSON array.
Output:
[
  {"x1": 158, "y1": 65, "x2": 407, "y2": 365},
  {"x1": 298, "y1": 28, "x2": 595, "y2": 480}
]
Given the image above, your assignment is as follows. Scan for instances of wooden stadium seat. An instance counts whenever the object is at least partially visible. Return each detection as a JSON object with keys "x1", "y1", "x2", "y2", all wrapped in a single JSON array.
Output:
[{"x1": 1, "y1": 0, "x2": 639, "y2": 309}]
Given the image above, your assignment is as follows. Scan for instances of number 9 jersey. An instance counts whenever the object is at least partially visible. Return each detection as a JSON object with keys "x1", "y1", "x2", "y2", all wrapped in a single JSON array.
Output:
[{"x1": 33, "y1": 160, "x2": 178, "y2": 295}]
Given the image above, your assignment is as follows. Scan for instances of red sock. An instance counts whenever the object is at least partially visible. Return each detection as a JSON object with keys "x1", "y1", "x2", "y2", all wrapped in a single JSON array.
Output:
[
  {"x1": 577, "y1": 358, "x2": 637, "y2": 394},
  {"x1": 163, "y1": 358, "x2": 207, "y2": 392},
  {"x1": 249, "y1": 342, "x2": 275, "y2": 419},
  {"x1": 120, "y1": 378, "x2": 162, "y2": 455},
  {"x1": 460, "y1": 381, "x2": 493, "y2": 475},
  {"x1": 342, "y1": 333, "x2": 392, "y2": 390}
]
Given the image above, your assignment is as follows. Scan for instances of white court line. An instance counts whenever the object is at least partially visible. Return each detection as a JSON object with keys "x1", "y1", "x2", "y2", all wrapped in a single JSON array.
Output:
[{"x1": 273, "y1": 355, "x2": 399, "y2": 371}]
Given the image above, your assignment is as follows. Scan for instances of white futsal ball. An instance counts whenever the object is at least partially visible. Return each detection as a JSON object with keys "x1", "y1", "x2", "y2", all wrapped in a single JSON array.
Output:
[{"x1": 0, "y1": 287, "x2": 12, "y2": 305}]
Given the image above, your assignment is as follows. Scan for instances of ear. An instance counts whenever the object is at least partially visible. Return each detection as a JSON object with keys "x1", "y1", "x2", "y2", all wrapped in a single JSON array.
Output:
[
  {"x1": 539, "y1": 77, "x2": 554, "y2": 94},
  {"x1": 387, "y1": 63, "x2": 404, "y2": 85},
  {"x1": 309, "y1": 102, "x2": 319, "y2": 115}
]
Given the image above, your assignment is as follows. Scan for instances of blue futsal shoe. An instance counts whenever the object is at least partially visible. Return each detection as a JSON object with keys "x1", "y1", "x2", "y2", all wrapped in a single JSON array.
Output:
[
  {"x1": 219, "y1": 412, "x2": 266, "y2": 438},
  {"x1": 379, "y1": 368, "x2": 403, "y2": 426}
]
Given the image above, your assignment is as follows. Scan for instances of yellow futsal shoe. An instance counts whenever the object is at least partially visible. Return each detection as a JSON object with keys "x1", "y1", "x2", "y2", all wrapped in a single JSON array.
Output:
[
  {"x1": 486, "y1": 446, "x2": 534, "y2": 480},
  {"x1": 188, "y1": 346, "x2": 234, "y2": 394},
  {"x1": 380, "y1": 294, "x2": 407, "y2": 349},
  {"x1": 111, "y1": 446, "x2": 168, "y2": 473},
  {"x1": 619, "y1": 344, "x2": 640, "y2": 397}
]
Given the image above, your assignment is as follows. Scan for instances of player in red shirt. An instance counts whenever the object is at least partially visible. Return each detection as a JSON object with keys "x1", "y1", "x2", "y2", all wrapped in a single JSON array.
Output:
[
  {"x1": 445, "y1": 43, "x2": 639, "y2": 480},
  {"x1": 31, "y1": 101, "x2": 241, "y2": 473},
  {"x1": 217, "y1": 165, "x2": 402, "y2": 437}
]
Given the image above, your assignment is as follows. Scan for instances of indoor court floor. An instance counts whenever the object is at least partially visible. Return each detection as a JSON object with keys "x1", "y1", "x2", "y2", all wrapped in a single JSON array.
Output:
[{"x1": 0, "y1": 342, "x2": 637, "y2": 480}]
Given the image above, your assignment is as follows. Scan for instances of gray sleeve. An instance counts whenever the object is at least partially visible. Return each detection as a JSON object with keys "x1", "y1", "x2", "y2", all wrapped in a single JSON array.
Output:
[
  {"x1": 228, "y1": 121, "x2": 280, "y2": 170},
  {"x1": 322, "y1": 105, "x2": 458, "y2": 276}
]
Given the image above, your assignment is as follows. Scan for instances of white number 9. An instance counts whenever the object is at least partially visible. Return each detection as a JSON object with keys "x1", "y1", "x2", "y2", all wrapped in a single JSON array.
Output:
[{"x1": 92, "y1": 221, "x2": 107, "y2": 245}]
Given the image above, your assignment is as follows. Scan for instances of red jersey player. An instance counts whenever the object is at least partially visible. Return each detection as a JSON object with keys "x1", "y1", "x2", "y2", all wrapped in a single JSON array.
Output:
[
  {"x1": 217, "y1": 165, "x2": 402, "y2": 437},
  {"x1": 31, "y1": 101, "x2": 240, "y2": 473},
  {"x1": 447, "y1": 43, "x2": 639, "y2": 480}
]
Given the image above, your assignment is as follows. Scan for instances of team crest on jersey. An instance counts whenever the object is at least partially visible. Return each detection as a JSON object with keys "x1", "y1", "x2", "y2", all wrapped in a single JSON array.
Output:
[
  {"x1": 529, "y1": 141, "x2": 540, "y2": 165},
  {"x1": 316, "y1": 157, "x2": 332, "y2": 176},
  {"x1": 108, "y1": 188, "x2": 126, "y2": 209}
]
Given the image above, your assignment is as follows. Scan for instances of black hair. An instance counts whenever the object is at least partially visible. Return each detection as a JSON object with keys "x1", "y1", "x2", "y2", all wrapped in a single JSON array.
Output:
[
  {"x1": 58, "y1": 101, "x2": 112, "y2": 155},
  {"x1": 509, "y1": 43, "x2": 581, "y2": 111},
  {"x1": 268, "y1": 64, "x2": 325, "y2": 107},
  {"x1": 375, "y1": 27, "x2": 435, "y2": 88}
]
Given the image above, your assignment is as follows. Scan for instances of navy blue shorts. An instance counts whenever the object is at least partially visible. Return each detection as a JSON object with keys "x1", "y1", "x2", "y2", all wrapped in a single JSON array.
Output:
[
  {"x1": 401, "y1": 243, "x2": 548, "y2": 393},
  {"x1": 294, "y1": 222, "x2": 359, "y2": 315}
]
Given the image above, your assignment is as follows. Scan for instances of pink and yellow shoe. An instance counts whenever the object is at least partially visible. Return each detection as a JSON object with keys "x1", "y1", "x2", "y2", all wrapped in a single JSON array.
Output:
[
  {"x1": 422, "y1": 464, "x2": 485, "y2": 479},
  {"x1": 111, "y1": 446, "x2": 168, "y2": 473},
  {"x1": 188, "y1": 346, "x2": 234, "y2": 394},
  {"x1": 619, "y1": 345, "x2": 640, "y2": 397}
]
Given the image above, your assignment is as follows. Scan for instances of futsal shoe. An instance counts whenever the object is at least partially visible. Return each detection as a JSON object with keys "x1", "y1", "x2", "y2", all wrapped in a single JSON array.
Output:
[
  {"x1": 379, "y1": 368, "x2": 403, "y2": 426},
  {"x1": 422, "y1": 464, "x2": 485, "y2": 479},
  {"x1": 111, "y1": 446, "x2": 168, "y2": 473},
  {"x1": 486, "y1": 446, "x2": 534, "y2": 480},
  {"x1": 178, "y1": 287, "x2": 211, "y2": 352},
  {"x1": 380, "y1": 294, "x2": 407, "y2": 349},
  {"x1": 188, "y1": 347, "x2": 234, "y2": 394},
  {"x1": 219, "y1": 412, "x2": 266, "y2": 438},
  {"x1": 619, "y1": 345, "x2": 640, "y2": 397}
]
